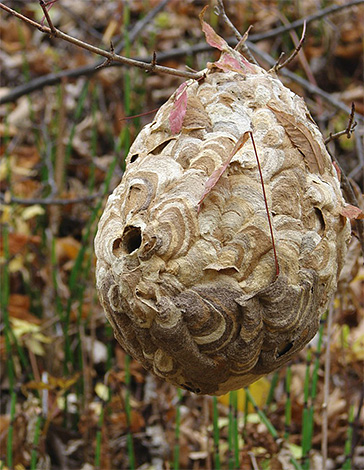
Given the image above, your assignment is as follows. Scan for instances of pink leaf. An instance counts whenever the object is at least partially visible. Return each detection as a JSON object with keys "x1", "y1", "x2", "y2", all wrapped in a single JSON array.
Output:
[
  {"x1": 198, "y1": 131, "x2": 250, "y2": 210},
  {"x1": 169, "y1": 83, "x2": 188, "y2": 134},
  {"x1": 340, "y1": 204, "x2": 364, "y2": 220},
  {"x1": 214, "y1": 54, "x2": 244, "y2": 73},
  {"x1": 199, "y1": 6, "x2": 228, "y2": 52}
]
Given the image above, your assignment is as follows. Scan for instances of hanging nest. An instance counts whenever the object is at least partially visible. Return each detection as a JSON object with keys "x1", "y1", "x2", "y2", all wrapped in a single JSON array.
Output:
[{"x1": 95, "y1": 23, "x2": 351, "y2": 395}]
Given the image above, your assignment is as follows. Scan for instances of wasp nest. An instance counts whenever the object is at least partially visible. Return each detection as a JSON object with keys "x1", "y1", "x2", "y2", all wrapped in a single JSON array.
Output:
[{"x1": 95, "y1": 53, "x2": 350, "y2": 395}]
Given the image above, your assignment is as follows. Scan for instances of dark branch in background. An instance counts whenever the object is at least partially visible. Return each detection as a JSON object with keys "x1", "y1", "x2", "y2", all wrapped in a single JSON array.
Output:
[
  {"x1": 1, "y1": 0, "x2": 364, "y2": 105},
  {"x1": 0, "y1": 192, "x2": 104, "y2": 206},
  {"x1": 272, "y1": 21, "x2": 306, "y2": 72},
  {"x1": 245, "y1": 41, "x2": 362, "y2": 119},
  {"x1": 247, "y1": 0, "x2": 364, "y2": 42}
]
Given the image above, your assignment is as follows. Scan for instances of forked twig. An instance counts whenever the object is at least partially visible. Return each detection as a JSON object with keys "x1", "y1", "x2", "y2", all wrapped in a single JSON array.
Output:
[
  {"x1": 216, "y1": 0, "x2": 259, "y2": 65},
  {"x1": 39, "y1": 0, "x2": 56, "y2": 35},
  {"x1": 325, "y1": 103, "x2": 357, "y2": 144},
  {"x1": 272, "y1": 21, "x2": 307, "y2": 72}
]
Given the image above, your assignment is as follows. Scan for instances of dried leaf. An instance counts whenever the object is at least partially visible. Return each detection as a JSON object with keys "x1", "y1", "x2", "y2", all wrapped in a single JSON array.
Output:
[
  {"x1": 267, "y1": 103, "x2": 325, "y2": 174},
  {"x1": 169, "y1": 82, "x2": 188, "y2": 134},
  {"x1": 199, "y1": 6, "x2": 228, "y2": 52},
  {"x1": 214, "y1": 53, "x2": 244, "y2": 73},
  {"x1": 340, "y1": 204, "x2": 364, "y2": 219},
  {"x1": 198, "y1": 131, "x2": 250, "y2": 209}
]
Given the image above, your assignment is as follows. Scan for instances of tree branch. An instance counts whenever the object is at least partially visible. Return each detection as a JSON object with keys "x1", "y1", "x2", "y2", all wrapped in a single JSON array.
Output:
[
  {"x1": 215, "y1": 0, "x2": 258, "y2": 65},
  {"x1": 0, "y1": 2, "x2": 203, "y2": 81},
  {"x1": 248, "y1": 0, "x2": 364, "y2": 43},
  {"x1": 0, "y1": 192, "x2": 104, "y2": 206},
  {"x1": 1, "y1": 0, "x2": 363, "y2": 105},
  {"x1": 272, "y1": 21, "x2": 306, "y2": 72}
]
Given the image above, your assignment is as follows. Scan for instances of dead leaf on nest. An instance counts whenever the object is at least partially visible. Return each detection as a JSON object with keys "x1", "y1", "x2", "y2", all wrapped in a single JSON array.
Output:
[{"x1": 267, "y1": 103, "x2": 325, "y2": 174}]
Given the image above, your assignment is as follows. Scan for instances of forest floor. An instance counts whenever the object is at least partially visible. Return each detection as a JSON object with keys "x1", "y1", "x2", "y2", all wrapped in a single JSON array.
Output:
[{"x1": 0, "y1": 1, "x2": 363, "y2": 469}]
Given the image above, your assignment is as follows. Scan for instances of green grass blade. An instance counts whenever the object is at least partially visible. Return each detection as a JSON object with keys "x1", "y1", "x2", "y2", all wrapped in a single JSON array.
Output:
[
  {"x1": 342, "y1": 405, "x2": 354, "y2": 470},
  {"x1": 6, "y1": 391, "x2": 16, "y2": 468},
  {"x1": 285, "y1": 365, "x2": 292, "y2": 439},
  {"x1": 212, "y1": 396, "x2": 221, "y2": 470},
  {"x1": 30, "y1": 414, "x2": 42, "y2": 470},
  {"x1": 173, "y1": 388, "x2": 182, "y2": 470},
  {"x1": 94, "y1": 405, "x2": 105, "y2": 470}
]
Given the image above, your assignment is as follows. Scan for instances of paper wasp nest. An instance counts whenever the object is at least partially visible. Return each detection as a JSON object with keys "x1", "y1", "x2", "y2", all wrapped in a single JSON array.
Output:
[{"x1": 95, "y1": 44, "x2": 350, "y2": 395}]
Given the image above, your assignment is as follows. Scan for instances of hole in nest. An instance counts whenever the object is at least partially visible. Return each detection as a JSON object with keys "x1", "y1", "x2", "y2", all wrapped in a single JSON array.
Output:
[
  {"x1": 112, "y1": 226, "x2": 142, "y2": 257},
  {"x1": 277, "y1": 341, "x2": 293, "y2": 358},
  {"x1": 314, "y1": 207, "x2": 325, "y2": 234},
  {"x1": 130, "y1": 153, "x2": 139, "y2": 163},
  {"x1": 150, "y1": 139, "x2": 172, "y2": 155}
]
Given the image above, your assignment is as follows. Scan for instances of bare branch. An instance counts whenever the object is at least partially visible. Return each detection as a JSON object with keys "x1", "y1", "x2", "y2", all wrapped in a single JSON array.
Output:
[
  {"x1": 1, "y1": 0, "x2": 364, "y2": 107},
  {"x1": 325, "y1": 103, "x2": 357, "y2": 144},
  {"x1": 248, "y1": 0, "x2": 364, "y2": 43},
  {"x1": 0, "y1": 192, "x2": 104, "y2": 206},
  {"x1": 247, "y1": 41, "x2": 362, "y2": 119},
  {"x1": 216, "y1": 0, "x2": 259, "y2": 65},
  {"x1": 39, "y1": 0, "x2": 56, "y2": 35},
  {"x1": 95, "y1": 41, "x2": 115, "y2": 70},
  {"x1": 0, "y1": 2, "x2": 203, "y2": 81},
  {"x1": 272, "y1": 21, "x2": 306, "y2": 72}
]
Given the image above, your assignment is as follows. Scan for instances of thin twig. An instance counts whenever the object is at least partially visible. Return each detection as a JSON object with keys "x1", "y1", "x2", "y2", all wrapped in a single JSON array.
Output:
[
  {"x1": 272, "y1": 21, "x2": 306, "y2": 72},
  {"x1": 2, "y1": 1, "x2": 364, "y2": 107},
  {"x1": 249, "y1": 131, "x2": 280, "y2": 277},
  {"x1": 39, "y1": 0, "x2": 56, "y2": 35},
  {"x1": 95, "y1": 41, "x2": 115, "y2": 70},
  {"x1": 0, "y1": 2, "x2": 203, "y2": 81},
  {"x1": 248, "y1": 0, "x2": 364, "y2": 43},
  {"x1": 325, "y1": 103, "x2": 357, "y2": 144},
  {"x1": 248, "y1": 452, "x2": 260, "y2": 470},
  {"x1": 216, "y1": 0, "x2": 259, "y2": 65},
  {"x1": 276, "y1": 11, "x2": 324, "y2": 114}
]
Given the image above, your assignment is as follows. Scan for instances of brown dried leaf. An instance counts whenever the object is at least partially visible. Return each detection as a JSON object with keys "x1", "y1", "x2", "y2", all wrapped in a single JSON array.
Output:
[
  {"x1": 199, "y1": 6, "x2": 228, "y2": 52},
  {"x1": 267, "y1": 103, "x2": 325, "y2": 174}
]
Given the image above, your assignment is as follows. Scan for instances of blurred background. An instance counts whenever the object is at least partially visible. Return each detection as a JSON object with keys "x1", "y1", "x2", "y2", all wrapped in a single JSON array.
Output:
[{"x1": 0, "y1": 1, "x2": 363, "y2": 469}]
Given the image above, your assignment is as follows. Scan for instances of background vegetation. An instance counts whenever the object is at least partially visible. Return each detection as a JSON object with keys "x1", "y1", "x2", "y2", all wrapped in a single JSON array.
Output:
[{"x1": 0, "y1": 1, "x2": 363, "y2": 469}]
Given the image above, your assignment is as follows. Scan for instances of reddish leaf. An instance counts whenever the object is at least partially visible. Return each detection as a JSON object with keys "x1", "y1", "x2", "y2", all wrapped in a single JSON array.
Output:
[
  {"x1": 199, "y1": 6, "x2": 228, "y2": 52},
  {"x1": 340, "y1": 204, "x2": 364, "y2": 219},
  {"x1": 214, "y1": 53, "x2": 244, "y2": 73},
  {"x1": 169, "y1": 82, "x2": 188, "y2": 134},
  {"x1": 198, "y1": 131, "x2": 250, "y2": 210}
]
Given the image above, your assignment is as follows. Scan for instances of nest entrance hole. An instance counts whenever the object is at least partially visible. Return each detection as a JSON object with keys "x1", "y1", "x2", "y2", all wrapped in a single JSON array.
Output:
[{"x1": 112, "y1": 226, "x2": 142, "y2": 257}]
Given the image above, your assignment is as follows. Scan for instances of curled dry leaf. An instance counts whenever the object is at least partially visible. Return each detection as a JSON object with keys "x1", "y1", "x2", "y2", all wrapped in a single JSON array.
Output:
[{"x1": 267, "y1": 102, "x2": 325, "y2": 174}]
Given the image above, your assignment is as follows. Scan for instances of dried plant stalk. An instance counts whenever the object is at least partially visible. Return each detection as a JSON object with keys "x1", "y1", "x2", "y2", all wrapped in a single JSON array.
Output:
[{"x1": 95, "y1": 59, "x2": 350, "y2": 395}]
